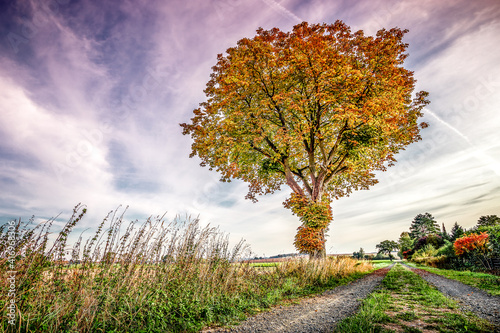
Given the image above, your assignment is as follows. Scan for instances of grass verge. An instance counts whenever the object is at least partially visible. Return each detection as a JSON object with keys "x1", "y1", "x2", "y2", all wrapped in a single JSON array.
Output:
[
  {"x1": 405, "y1": 262, "x2": 500, "y2": 296},
  {"x1": 334, "y1": 263, "x2": 494, "y2": 333}
]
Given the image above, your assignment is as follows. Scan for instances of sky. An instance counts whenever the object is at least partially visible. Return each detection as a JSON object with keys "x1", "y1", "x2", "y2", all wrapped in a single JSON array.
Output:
[{"x1": 0, "y1": 0, "x2": 499, "y2": 257}]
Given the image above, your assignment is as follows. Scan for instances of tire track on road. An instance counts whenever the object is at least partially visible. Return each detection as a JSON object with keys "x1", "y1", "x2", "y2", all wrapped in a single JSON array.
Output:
[{"x1": 403, "y1": 263, "x2": 500, "y2": 329}]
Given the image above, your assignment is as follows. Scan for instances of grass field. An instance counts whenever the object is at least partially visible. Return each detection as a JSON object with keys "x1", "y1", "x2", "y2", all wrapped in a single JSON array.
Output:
[
  {"x1": 405, "y1": 262, "x2": 500, "y2": 296},
  {"x1": 0, "y1": 209, "x2": 374, "y2": 333},
  {"x1": 334, "y1": 263, "x2": 493, "y2": 333},
  {"x1": 371, "y1": 259, "x2": 395, "y2": 269}
]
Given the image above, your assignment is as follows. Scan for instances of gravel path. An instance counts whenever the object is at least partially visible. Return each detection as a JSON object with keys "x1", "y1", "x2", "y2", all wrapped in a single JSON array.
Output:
[
  {"x1": 203, "y1": 265, "x2": 393, "y2": 333},
  {"x1": 403, "y1": 264, "x2": 500, "y2": 328}
]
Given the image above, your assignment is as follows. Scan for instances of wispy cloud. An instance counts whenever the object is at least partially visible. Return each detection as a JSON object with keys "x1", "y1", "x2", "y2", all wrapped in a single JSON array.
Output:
[{"x1": 0, "y1": 0, "x2": 499, "y2": 255}]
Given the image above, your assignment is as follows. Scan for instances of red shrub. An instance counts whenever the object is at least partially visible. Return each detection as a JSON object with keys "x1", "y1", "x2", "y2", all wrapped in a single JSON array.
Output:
[
  {"x1": 402, "y1": 249, "x2": 414, "y2": 259},
  {"x1": 453, "y1": 232, "x2": 489, "y2": 257}
]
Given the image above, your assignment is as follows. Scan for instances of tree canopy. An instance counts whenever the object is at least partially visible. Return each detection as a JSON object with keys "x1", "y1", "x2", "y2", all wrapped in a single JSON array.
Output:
[
  {"x1": 476, "y1": 215, "x2": 500, "y2": 228},
  {"x1": 376, "y1": 240, "x2": 399, "y2": 260},
  {"x1": 398, "y1": 232, "x2": 414, "y2": 253},
  {"x1": 181, "y1": 21, "x2": 429, "y2": 257},
  {"x1": 450, "y1": 222, "x2": 465, "y2": 241},
  {"x1": 353, "y1": 247, "x2": 365, "y2": 259}
]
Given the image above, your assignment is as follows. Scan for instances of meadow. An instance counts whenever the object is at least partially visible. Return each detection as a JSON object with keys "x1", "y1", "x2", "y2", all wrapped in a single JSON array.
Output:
[{"x1": 0, "y1": 205, "x2": 373, "y2": 332}]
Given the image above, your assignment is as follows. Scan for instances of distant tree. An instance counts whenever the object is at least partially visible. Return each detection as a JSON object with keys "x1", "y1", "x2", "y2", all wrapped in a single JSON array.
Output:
[
  {"x1": 352, "y1": 247, "x2": 365, "y2": 259},
  {"x1": 398, "y1": 232, "x2": 414, "y2": 258},
  {"x1": 440, "y1": 222, "x2": 450, "y2": 241},
  {"x1": 409, "y1": 213, "x2": 439, "y2": 239},
  {"x1": 414, "y1": 234, "x2": 444, "y2": 252},
  {"x1": 373, "y1": 252, "x2": 387, "y2": 260},
  {"x1": 181, "y1": 21, "x2": 429, "y2": 259},
  {"x1": 450, "y1": 222, "x2": 465, "y2": 241},
  {"x1": 476, "y1": 215, "x2": 500, "y2": 228},
  {"x1": 359, "y1": 247, "x2": 365, "y2": 259},
  {"x1": 376, "y1": 240, "x2": 399, "y2": 261}
]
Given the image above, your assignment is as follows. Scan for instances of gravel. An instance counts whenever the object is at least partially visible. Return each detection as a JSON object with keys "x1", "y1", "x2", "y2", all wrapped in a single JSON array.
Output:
[
  {"x1": 202, "y1": 265, "x2": 393, "y2": 333},
  {"x1": 403, "y1": 264, "x2": 500, "y2": 329}
]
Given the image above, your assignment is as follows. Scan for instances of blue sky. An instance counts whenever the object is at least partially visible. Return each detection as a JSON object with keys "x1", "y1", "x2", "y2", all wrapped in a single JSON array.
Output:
[{"x1": 0, "y1": 0, "x2": 499, "y2": 256}]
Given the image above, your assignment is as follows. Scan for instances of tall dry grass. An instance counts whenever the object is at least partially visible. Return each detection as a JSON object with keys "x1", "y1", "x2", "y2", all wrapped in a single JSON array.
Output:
[{"x1": 0, "y1": 204, "x2": 372, "y2": 332}]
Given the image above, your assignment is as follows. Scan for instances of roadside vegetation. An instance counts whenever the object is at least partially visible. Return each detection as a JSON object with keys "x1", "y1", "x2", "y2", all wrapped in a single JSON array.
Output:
[
  {"x1": 335, "y1": 263, "x2": 493, "y2": 333},
  {"x1": 0, "y1": 205, "x2": 373, "y2": 333},
  {"x1": 404, "y1": 214, "x2": 500, "y2": 272},
  {"x1": 406, "y1": 262, "x2": 500, "y2": 296},
  {"x1": 374, "y1": 213, "x2": 500, "y2": 274}
]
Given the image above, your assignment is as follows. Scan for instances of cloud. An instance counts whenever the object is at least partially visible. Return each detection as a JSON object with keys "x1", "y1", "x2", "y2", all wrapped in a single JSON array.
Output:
[{"x1": 0, "y1": 0, "x2": 499, "y2": 256}]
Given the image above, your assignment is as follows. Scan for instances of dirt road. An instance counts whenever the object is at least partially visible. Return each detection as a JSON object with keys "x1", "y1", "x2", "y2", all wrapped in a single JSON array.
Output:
[{"x1": 405, "y1": 264, "x2": 500, "y2": 328}]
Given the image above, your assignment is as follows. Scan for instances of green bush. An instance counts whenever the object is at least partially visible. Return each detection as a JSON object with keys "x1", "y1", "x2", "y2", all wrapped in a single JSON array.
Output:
[
  {"x1": 411, "y1": 244, "x2": 437, "y2": 260},
  {"x1": 436, "y1": 240, "x2": 455, "y2": 257}
]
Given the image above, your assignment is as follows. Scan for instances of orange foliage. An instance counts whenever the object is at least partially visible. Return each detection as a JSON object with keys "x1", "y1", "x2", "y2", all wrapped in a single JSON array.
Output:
[
  {"x1": 453, "y1": 232, "x2": 489, "y2": 256},
  {"x1": 294, "y1": 225, "x2": 325, "y2": 254},
  {"x1": 284, "y1": 193, "x2": 332, "y2": 229}
]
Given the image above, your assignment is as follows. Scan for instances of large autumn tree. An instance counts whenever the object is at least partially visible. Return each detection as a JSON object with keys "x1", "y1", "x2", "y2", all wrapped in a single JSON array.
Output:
[{"x1": 181, "y1": 21, "x2": 429, "y2": 258}]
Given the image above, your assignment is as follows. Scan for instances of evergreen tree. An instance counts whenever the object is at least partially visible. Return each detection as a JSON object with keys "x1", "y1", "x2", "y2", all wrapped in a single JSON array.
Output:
[
  {"x1": 450, "y1": 222, "x2": 465, "y2": 241},
  {"x1": 409, "y1": 213, "x2": 439, "y2": 239},
  {"x1": 440, "y1": 222, "x2": 450, "y2": 241}
]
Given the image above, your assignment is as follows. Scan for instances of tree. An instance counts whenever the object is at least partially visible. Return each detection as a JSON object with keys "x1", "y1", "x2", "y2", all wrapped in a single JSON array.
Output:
[
  {"x1": 359, "y1": 247, "x2": 365, "y2": 259},
  {"x1": 353, "y1": 247, "x2": 365, "y2": 259},
  {"x1": 450, "y1": 222, "x2": 465, "y2": 241},
  {"x1": 476, "y1": 215, "x2": 500, "y2": 228},
  {"x1": 440, "y1": 222, "x2": 450, "y2": 241},
  {"x1": 181, "y1": 21, "x2": 429, "y2": 258},
  {"x1": 409, "y1": 213, "x2": 439, "y2": 239},
  {"x1": 398, "y1": 231, "x2": 413, "y2": 258},
  {"x1": 376, "y1": 240, "x2": 399, "y2": 261}
]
